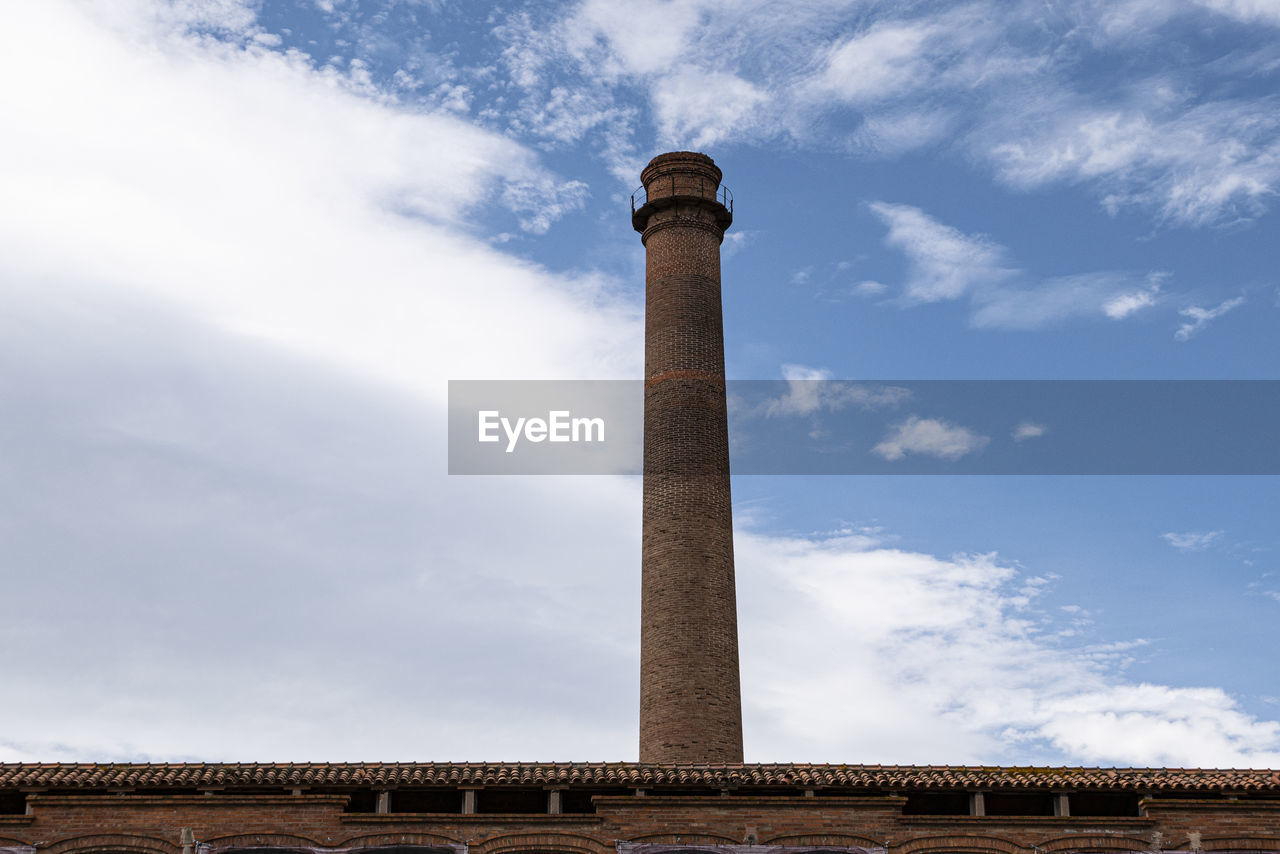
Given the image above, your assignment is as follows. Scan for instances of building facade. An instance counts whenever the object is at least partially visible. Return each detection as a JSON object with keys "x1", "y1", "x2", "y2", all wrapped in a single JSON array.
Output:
[{"x1": 1, "y1": 763, "x2": 1279, "y2": 854}]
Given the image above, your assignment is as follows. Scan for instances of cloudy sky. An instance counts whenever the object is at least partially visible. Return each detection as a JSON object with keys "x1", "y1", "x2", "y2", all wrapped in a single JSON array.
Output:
[{"x1": 2, "y1": 0, "x2": 1279, "y2": 768}]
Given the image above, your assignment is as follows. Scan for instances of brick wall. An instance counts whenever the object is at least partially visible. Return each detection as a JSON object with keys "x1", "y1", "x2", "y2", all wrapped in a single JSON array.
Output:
[
  {"x1": 634, "y1": 151, "x2": 742, "y2": 764},
  {"x1": 3, "y1": 789, "x2": 1280, "y2": 854}
]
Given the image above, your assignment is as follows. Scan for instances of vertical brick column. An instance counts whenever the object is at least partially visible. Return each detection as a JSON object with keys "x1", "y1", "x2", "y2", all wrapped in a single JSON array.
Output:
[{"x1": 632, "y1": 151, "x2": 743, "y2": 764}]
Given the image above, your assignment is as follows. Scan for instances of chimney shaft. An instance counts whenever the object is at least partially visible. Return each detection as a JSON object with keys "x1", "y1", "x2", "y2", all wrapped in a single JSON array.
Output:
[{"x1": 633, "y1": 151, "x2": 743, "y2": 764}]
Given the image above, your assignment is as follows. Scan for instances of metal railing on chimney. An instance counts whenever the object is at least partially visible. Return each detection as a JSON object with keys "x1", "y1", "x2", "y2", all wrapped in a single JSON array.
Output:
[{"x1": 631, "y1": 180, "x2": 733, "y2": 215}]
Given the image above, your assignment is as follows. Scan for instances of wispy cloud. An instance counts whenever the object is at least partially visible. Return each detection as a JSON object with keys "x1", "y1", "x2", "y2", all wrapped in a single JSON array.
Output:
[
  {"x1": 1104, "y1": 282, "x2": 1163, "y2": 318},
  {"x1": 1176, "y1": 296, "x2": 1246, "y2": 340},
  {"x1": 868, "y1": 201, "x2": 1015, "y2": 303},
  {"x1": 984, "y1": 93, "x2": 1280, "y2": 226},
  {"x1": 1199, "y1": 0, "x2": 1280, "y2": 26},
  {"x1": 488, "y1": 0, "x2": 1280, "y2": 225},
  {"x1": 1164, "y1": 530, "x2": 1225, "y2": 551},
  {"x1": 1099, "y1": 0, "x2": 1280, "y2": 32},
  {"x1": 852, "y1": 108, "x2": 957, "y2": 154},
  {"x1": 971, "y1": 273, "x2": 1164, "y2": 330},
  {"x1": 500, "y1": 173, "x2": 590, "y2": 235},
  {"x1": 807, "y1": 19, "x2": 940, "y2": 106},
  {"x1": 868, "y1": 203, "x2": 1166, "y2": 329}
]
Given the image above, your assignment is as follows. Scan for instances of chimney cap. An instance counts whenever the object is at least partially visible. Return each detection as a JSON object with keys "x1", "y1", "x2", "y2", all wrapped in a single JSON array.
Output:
[
  {"x1": 641, "y1": 151, "x2": 722, "y2": 185},
  {"x1": 633, "y1": 151, "x2": 732, "y2": 235}
]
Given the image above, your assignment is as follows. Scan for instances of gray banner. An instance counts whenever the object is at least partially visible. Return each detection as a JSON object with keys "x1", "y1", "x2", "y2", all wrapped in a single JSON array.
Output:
[{"x1": 448, "y1": 380, "x2": 1280, "y2": 475}]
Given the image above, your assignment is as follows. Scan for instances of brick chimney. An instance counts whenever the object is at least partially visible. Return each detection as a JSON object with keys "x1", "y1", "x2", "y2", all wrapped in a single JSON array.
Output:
[{"x1": 632, "y1": 151, "x2": 743, "y2": 764}]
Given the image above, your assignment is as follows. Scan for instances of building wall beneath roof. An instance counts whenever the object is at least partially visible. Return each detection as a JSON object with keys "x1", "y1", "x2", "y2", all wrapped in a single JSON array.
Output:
[{"x1": 2, "y1": 792, "x2": 1280, "y2": 854}]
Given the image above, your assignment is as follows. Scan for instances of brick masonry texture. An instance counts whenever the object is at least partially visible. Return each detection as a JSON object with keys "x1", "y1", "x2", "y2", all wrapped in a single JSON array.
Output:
[
  {"x1": 634, "y1": 151, "x2": 743, "y2": 764},
  {"x1": 2, "y1": 767, "x2": 1280, "y2": 854}
]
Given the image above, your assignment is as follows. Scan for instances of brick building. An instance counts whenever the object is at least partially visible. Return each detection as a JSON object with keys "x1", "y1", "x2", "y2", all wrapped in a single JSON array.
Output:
[
  {"x1": 2, "y1": 763, "x2": 1279, "y2": 854},
  {"x1": 3, "y1": 153, "x2": 1276, "y2": 854}
]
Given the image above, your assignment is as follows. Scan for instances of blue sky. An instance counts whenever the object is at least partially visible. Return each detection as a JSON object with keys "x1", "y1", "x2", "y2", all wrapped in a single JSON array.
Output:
[{"x1": 1, "y1": 0, "x2": 1278, "y2": 766}]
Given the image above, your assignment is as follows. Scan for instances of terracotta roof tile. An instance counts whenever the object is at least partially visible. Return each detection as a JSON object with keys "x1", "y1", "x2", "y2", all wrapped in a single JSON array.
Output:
[{"x1": 1, "y1": 763, "x2": 1278, "y2": 791}]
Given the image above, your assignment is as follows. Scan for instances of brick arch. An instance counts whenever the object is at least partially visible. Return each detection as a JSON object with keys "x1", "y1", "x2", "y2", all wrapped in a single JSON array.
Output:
[
  {"x1": 338, "y1": 835, "x2": 464, "y2": 850},
  {"x1": 473, "y1": 832, "x2": 609, "y2": 854},
  {"x1": 1201, "y1": 838, "x2": 1280, "y2": 852},
  {"x1": 896, "y1": 836, "x2": 1027, "y2": 854},
  {"x1": 43, "y1": 835, "x2": 179, "y2": 854},
  {"x1": 0, "y1": 838, "x2": 33, "y2": 848},
  {"x1": 623, "y1": 837, "x2": 741, "y2": 847},
  {"x1": 764, "y1": 834, "x2": 884, "y2": 848},
  {"x1": 1037, "y1": 836, "x2": 1150, "y2": 853},
  {"x1": 201, "y1": 835, "x2": 323, "y2": 851}
]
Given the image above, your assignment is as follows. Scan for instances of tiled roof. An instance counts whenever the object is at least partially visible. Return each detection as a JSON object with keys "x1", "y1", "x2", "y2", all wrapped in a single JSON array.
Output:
[{"x1": 1, "y1": 763, "x2": 1278, "y2": 791}]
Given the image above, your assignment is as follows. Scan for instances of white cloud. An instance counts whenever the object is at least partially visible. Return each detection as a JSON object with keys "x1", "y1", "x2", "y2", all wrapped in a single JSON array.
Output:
[
  {"x1": 651, "y1": 68, "x2": 768, "y2": 149},
  {"x1": 493, "y1": 1, "x2": 1009, "y2": 168},
  {"x1": 1093, "y1": 0, "x2": 1185, "y2": 36},
  {"x1": 564, "y1": 0, "x2": 707, "y2": 78},
  {"x1": 1103, "y1": 282, "x2": 1162, "y2": 318},
  {"x1": 0, "y1": 284, "x2": 643, "y2": 761},
  {"x1": 852, "y1": 280, "x2": 887, "y2": 297},
  {"x1": 801, "y1": 5, "x2": 1035, "y2": 118},
  {"x1": 141, "y1": 0, "x2": 261, "y2": 34},
  {"x1": 738, "y1": 529, "x2": 1280, "y2": 765},
  {"x1": 811, "y1": 21, "x2": 937, "y2": 105},
  {"x1": 434, "y1": 82, "x2": 472, "y2": 113},
  {"x1": 511, "y1": 85, "x2": 630, "y2": 146},
  {"x1": 873, "y1": 416, "x2": 989, "y2": 461},
  {"x1": 722, "y1": 230, "x2": 754, "y2": 259},
  {"x1": 1034, "y1": 684, "x2": 1280, "y2": 766},
  {"x1": 985, "y1": 94, "x2": 1280, "y2": 226},
  {"x1": 1164, "y1": 530, "x2": 1225, "y2": 551},
  {"x1": 500, "y1": 173, "x2": 591, "y2": 235},
  {"x1": 867, "y1": 205, "x2": 1167, "y2": 329},
  {"x1": 971, "y1": 273, "x2": 1163, "y2": 329},
  {"x1": 1175, "y1": 296, "x2": 1246, "y2": 340},
  {"x1": 867, "y1": 201, "x2": 1014, "y2": 303},
  {"x1": 853, "y1": 108, "x2": 956, "y2": 154},
  {"x1": 1198, "y1": 0, "x2": 1280, "y2": 26},
  {"x1": 1012, "y1": 421, "x2": 1046, "y2": 441},
  {"x1": 0, "y1": 1, "x2": 629, "y2": 388},
  {"x1": 1086, "y1": 0, "x2": 1280, "y2": 37},
  {"x1": 491, "y1": 0, "x2": 1280, "y2": 225},
  {"x1": 0, "y1": 0, "x2": 644, "y2": 761}
]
